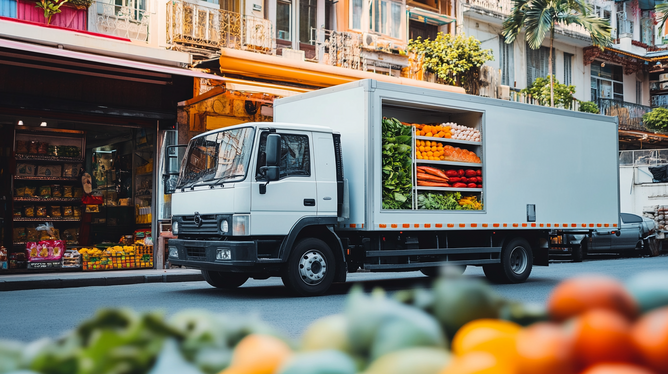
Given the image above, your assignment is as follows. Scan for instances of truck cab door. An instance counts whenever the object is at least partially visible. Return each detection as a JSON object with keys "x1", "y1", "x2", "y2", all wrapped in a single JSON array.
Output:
[{"x1": 251, "y1": 131, "x2": 317, "y2": 235}]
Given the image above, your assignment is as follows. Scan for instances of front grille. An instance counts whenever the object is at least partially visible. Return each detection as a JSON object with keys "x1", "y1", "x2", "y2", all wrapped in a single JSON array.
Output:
[
  {"x1": 180, "y1": 214, "x2": 219, "y2": 235},
  {"x1": 186, "y1": 246, "x2": 207, "y2": 260}
]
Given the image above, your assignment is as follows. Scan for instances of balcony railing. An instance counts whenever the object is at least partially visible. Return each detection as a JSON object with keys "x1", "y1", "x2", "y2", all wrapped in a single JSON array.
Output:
[
  {"x1": 90, "y1": 1, "x2": 150, "y2": 42},
  {"x1": 166, "y1": 0, "x2": 273, "y2": 53},
  {"x1": 597, "y1": 98, "x2": 651, "y2": 131}
]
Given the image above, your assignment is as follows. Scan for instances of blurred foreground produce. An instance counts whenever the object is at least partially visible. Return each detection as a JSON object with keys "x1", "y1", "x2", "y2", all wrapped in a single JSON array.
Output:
[{"x1": 3, "y1": 269, "x2": 668, "y2": 374}]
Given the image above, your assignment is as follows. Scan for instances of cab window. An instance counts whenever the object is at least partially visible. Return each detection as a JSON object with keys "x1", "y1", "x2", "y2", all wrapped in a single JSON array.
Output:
[{"x1": 256, "y1": 132, "x2": 311, "y2": 179}]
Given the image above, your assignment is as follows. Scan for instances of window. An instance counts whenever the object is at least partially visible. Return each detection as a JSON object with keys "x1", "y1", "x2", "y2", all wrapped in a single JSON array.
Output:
[
  {"x1": 277, "y1": 0, "x2": 292, "y2": 41},
  {"x1": 564, "y1": 52, "x2": 573, "y2": 86},
  {"x1": 299, "y1": 0, "x2": 317, "y2": 43},
  {"x1": 641, "y1": 10, "x2": 654, "y2": 45},
  {"x1": 499, "y1": 38, "x2": 514, "y2": 86},
  {"x1": 351, "y1": 0, "x2": 403, "y2": 38},
  {"x1": 591, "y1": 61, "x2": 624, "y2": 101},
  {"x1": 526, "y1": 45, "x2": 555, "y2": 87},
  {"x1": 256, "y1": 133, "x2": 311, "y2": 180},
  {"x1": 351, "y1": 0, "x2": 363, "y2": 30}
]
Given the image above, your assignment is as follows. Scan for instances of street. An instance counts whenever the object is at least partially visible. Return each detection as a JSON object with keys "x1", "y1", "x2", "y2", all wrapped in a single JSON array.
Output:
[{"x1": 1, "y1": 255, "x2": 667, "y2": 344}]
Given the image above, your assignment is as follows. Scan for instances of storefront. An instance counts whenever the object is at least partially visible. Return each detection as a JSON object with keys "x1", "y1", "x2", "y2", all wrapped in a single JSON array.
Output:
[{"x1": 0, "y1": 39, "x2": 222, "y2": 272}]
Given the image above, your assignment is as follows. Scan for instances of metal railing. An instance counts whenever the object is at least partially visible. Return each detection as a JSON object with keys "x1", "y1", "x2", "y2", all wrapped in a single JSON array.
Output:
[
  {"x1": 619, "y1": 149, "x2": 668, "y2": 167},
  {"x1": 166, "y1": 0, "x2": 274, "y2": 53},
  {"x1": 91, "y1": 1, "x2": 150, "y2": 42},
  {"x1": 597, "y1": 98, "x2": 651, "y2": 131}
]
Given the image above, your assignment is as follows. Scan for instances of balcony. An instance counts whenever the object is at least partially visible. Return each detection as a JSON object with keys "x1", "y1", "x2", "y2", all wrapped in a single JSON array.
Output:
[
  {"x1": 90, "y1": 1, "x2": 150, "y2": 42},
  {"x1": 462, "y1": 0, "x2": 589, "y2": 39},
  {"x1": 166, "y1": 0, "x2": 273, "y2": 57},
  {"x1": 597, "y1": 98, "x2": 652, "y2": 131}
]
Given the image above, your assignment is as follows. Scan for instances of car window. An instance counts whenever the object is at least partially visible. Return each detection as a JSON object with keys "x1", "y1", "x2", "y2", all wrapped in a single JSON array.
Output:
[
  {"x1": 621, "y1": 213, "x2": 642, "y2": 224},
  {"x1": 256, "y1": 132, "x2": 311, "y2": 180}
]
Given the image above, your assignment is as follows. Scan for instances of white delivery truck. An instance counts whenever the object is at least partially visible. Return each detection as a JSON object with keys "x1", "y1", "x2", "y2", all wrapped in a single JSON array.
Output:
[{"x1": 165, "y1": 79, "x2": 620, "y2": 296}]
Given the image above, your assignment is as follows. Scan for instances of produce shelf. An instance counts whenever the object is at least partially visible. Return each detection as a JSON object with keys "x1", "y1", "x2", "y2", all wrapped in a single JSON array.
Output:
[
  {"x1": 15, "y1": 155, "x2": 84, "y2": 162},
  {"x1": 415, "y1": 136, "x2": 481, "y2": 146},
  {"x1": 14, "y1": 197, "x2": 82, "y2": 203},
  {"x1": 416, "y1": 186, "x2": 483, "y2": 192},
  {"x1": 13, "y1": 217, "x2": 81, "y2": 222},
  {"x1": 14, "y1": 176, "x2": 80, "y2": 182},
  {"x1": 415, "y1": 159, "x2": 483, "y2": 167}
]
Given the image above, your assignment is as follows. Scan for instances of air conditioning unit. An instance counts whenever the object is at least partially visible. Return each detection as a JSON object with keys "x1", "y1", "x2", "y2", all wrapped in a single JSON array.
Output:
[{"x1": 362, "y1": 33, "x2": 378, "y2": 49}]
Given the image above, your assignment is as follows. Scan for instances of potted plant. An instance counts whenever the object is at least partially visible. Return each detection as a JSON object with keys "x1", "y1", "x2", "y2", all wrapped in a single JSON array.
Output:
[
  {"x1": 521, "y1": 76, "x2": 576, "y2": 109},
  {"x1": 578, "y1": 101, "x2": 600, "y2": 114},
  {"x1": 643, "y1": 107, "x2": 668, "y2": 131}
]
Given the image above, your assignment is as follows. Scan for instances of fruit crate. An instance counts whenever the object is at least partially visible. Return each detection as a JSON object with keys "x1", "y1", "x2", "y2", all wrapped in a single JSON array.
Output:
[
  {"x1": 135, "y1": 245, "x2": 153, "y2": 268},
  {"x1": 62, "y1": 250, "x2": 81, "y2": 269},
  {"x1": 83, "y1": 253, "x2": 136, "y2": 271}
]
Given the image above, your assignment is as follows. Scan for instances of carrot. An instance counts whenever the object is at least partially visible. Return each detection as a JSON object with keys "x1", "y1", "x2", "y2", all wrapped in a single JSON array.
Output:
[
  {"x1": 418, "y1": 166, "x2": 449, "y2": 180},
  {"x1": 417, "y1": 180, "x2": 450, "y2": 187},
  {"x1": 417, "y1": 173, "x2": 449, "y2": 182}
]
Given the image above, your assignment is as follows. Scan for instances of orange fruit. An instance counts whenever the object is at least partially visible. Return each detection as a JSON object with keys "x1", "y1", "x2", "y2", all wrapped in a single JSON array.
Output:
[
  {"x1": 631, "y1": 306, "x2": 668, "y2": 374},
  {"x1": 515, "y1": 322, "x2": 576, "y2": 374},
  {"x1": 547, "y1": 275, "x2": 638, "y2": 322},
  {"x1": 439, "y1": 351, "x2": 513, "y2": 374},
  {"x1": 452, "y1": 319, "x2": 521, "y2": 360},
  {"x1": 579, "y1": 363, "x2": 657, "y2": 374},
  {"x1": 571, "y1": 309, "x2": 637, "y2": 369},
  {"x1": 220, "y1": 334, "x2": 292, "y2": 374}
]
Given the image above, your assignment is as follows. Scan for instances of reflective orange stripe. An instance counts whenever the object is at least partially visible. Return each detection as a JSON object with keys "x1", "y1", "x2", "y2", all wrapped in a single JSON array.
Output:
[
  {"x1": 597, "y1": 224, "x2": 602, "y2": 227},
  {"x1": 493, "y1": 223, "x2": 500, "y2": 227},
  {"x1": 361, "y1": 224, "x2": 364, "y2": 228},
  {"x1": 589, "y1": 224, "x2": 594, "y2": 228},
  {"x1": 513, "y1": 223, "x2": 519, "y2": 227},
  {"x1": 459, "y1": 223, "x2": 466, "y2": 228},
  {"x1": 414, "y1": 224, "x2": 420, "y2": 228},
  {"x1": 402, "y1": 223, "x2": 409, "y2": 228},
  {"x1": 379, "y1": 224, "x2": 387, "y2": 228},
  {"x1": 604, "y1": 224, "x2": 609, "y2": 227},
  {"x1": 571, "y1": 224, "x2": 577, "y2": 227},
  {"x1": 581, "y1": 224, "x2": 587, "y2": 228},
  {"x1": 391, "y1": 224, "x2": 398, "y2": 228},
  {"x1": 521, "y1": 223, "x2": 527, "y2": 227},
  {"x1": 503, "y1": 224, "x2": 508, "y2": 227},
  {"x1": 471, "y1": 223, "x2": 477, "y2": 228},
  {"x1": 547, "y1": 224, "x2": 551, "y2": 227},
  {"x1": 531, "y1": 223, "x2": 536, "y2": 227},
  {"x1": 482, "y1": 223, "x2": 488, "y2": 228},
  {"x1": 436, "y1": 224, "x2": 443, "y2": 228},
  {"x1": 350, "y1": 224, "x2": 356, "y2": 228},
  {"x1": 425, "y1": 224, "x2": 431, "y2": 228},
  {"x1": 613, "y1": 223, "x2": 618, "y2": 227},
  {"x1": 447, "y1": 223, "x2": 454, "y2": 228}
]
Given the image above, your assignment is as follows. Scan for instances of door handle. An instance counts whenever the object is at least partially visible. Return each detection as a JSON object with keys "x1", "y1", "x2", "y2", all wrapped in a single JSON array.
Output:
[{"x1": 304, "y1": 198, "x2": 315, "y2": 206}]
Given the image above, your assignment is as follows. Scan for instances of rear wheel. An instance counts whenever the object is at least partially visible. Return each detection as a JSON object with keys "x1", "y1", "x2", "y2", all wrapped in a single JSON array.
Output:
[
  {"x1": 282, "y1": 238, "x2": 336, "y2": 296},
  {"x1": 202, "y1": 270, "x2": 249, "y2": 289},
  {"x1": 483, "y1": 237, "x2": 533, "y2": 284}
]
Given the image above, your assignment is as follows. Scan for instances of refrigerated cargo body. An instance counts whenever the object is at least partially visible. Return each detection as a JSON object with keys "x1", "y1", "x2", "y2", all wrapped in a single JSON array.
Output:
[{"x1": 166, "y1": 79, "x2": 620, "y2": 296}]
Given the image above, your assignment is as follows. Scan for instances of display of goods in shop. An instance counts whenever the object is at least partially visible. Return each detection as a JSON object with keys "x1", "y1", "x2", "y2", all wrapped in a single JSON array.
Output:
[
  {"x1": 406, "y1": 122, "x2": 481, "y2": 142},
  {"x1": 62, "y1": 250, "x2": 81, "y2": 269},
  {"x1": 3, "y1": 270, "x2": 668, "y2": 374},
  {"x1": 79, "y1": 245, "x2": 139, "y2": 271},
  {"x1": 381, "y1": 117, "x2": 413, "y2": 210},
  {"x1": 416, "y1": 167, "x2": 482, "y2": 189},
  {"x1": 25, "y1": 240, "x2": 65, "y2": 262},
  {"x1": 135, "y1": 245, "x2": 153, "y2": 268},
  {"x1": 415, "y1": 140, "x2": 481, "y2": 163}
]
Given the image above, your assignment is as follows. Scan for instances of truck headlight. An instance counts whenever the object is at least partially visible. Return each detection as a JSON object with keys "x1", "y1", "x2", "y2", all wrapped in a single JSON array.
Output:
[
  {"x1": 168, "y1": 246, "x2": 179, "y2": 258},
  {"x1": 220, "y1": 220, "x2": 229, "y2": 233},
  {"x1": 216, "y1": 248, "x2": 231, "y2": 260},
  {"x1": 233, "y1": 214, "x2": 250, "y2": 236},
  {"x1": 172, "y1": 221, "x2": 179, "y2": 235}
]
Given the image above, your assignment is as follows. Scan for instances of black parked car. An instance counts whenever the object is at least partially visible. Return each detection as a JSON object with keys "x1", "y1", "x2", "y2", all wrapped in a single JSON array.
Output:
[{"x1": 550, "y1": 213, "x2": 658, "y2": 261}]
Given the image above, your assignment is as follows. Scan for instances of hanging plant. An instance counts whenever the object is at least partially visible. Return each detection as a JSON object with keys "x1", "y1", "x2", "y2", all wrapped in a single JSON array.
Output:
[
  {"x1": 35, "y1": 0, "x2": 68, "y2": 24},
  {"x1": 67, "y1": 0, "x2": 92, "y2": 9}
]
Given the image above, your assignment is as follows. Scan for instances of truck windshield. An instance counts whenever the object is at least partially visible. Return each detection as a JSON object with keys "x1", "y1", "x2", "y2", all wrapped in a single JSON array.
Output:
[{"x1": 177, "y1": 127, "x2": 255, "y2": 188}]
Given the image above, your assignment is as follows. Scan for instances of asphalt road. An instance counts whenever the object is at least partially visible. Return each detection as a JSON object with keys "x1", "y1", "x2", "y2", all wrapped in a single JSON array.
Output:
[{"x1": 2, "y1": 254, "x2": 667, "y2": 343}]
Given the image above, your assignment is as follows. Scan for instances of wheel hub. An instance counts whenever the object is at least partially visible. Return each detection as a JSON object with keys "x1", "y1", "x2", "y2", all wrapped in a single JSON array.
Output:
[
  {"x1": 509, "y1": 246, "x2": 528, "y2": 274},
  {"x1": 298, "y1": 250, "x2": 327, "y2": 285}
]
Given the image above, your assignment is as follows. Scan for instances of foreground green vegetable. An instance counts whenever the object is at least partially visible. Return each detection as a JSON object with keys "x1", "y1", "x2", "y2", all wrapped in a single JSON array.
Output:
[
  {"x1": 417, "y1": 192, "x2": 461, "y2": 210},
  {"x1": 381, "y1": 117, "x2": 413, "y2": 210}
]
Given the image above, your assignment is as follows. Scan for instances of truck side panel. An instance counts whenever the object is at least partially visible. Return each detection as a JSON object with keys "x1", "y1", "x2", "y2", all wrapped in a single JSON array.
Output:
[{"x1": 275, "y1": 80, "x2": 620, "y2": 230}]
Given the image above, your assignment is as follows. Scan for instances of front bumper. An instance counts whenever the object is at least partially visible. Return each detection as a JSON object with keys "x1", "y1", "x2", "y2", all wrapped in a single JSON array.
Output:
[{"x1": 169, "y1": 239, "x2": 263, "y2": 270}]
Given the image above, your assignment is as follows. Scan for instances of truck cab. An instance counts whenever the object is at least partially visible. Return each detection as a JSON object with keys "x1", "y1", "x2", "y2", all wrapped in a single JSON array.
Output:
[{"x1": 167, "y1": 123, "x2": 347, "y2": 296}]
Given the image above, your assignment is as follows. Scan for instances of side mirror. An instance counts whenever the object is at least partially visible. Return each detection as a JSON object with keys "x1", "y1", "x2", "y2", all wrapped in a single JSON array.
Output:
[
  {"x1": 266, "y1": 134, "x2": 281, "y2": 166},
  {"x1": 163, "y1": 144, "x2": 187, "y2": 195}
]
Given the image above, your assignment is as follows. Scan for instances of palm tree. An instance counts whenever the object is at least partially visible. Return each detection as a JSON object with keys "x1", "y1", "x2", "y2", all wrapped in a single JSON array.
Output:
[
  {"x1": 502, "y1": 0, "x2": 612, "y2": 107},
  {"x1": 657, "y1": 2, "x2": 668, "y2": 30}
]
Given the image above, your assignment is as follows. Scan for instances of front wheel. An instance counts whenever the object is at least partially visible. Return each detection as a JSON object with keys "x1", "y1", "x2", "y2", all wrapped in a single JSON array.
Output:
[
  {"x1": 282, "y1": 238, "x2": 336, "y2": 296},
  {"x1": 483, "y1": 237, "x2": 533, "y2": 284},
  {"x1": 202, "y1": 270, "x2": 249, "y2": 289}
]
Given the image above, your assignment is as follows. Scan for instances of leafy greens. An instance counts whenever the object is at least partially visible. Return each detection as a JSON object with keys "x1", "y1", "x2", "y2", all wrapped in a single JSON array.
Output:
[{"x1": 382, "y1": 117, "x2": 413, "y2": 209}]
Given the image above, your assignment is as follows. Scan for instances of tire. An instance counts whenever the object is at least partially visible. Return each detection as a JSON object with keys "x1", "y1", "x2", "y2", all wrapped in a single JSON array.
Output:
[
  {"x1": 281, "y1": 238, "x2": 336, "y2": 297},
  {"x1": 202, "y1": 270, "x2": 249, "y2": 289},
  {"x1": 644, "y1": 237, "x2": 660, "y2": 257},
  {"x1": 421, "y1": 264, "x2": 466, "y2": 278},
  {"x1": 483, "y1": 237, "x2": 533, "y2": 284}
]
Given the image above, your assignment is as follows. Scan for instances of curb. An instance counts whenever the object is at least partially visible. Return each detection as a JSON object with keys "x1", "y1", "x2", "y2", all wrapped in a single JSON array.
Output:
[{"x1": 0, "y1": 273, "x2": 205, "y2": 291}]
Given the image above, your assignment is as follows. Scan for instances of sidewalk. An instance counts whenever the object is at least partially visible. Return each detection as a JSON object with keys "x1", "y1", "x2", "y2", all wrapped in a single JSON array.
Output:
[{"x1": 0, "y1": 268, "x2": 204, "y2": 291}]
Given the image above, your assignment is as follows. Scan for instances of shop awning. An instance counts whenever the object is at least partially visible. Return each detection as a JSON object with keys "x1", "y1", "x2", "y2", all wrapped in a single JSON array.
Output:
[
  {"x1": 0, "y1": 38, "x2": 226, "y2": 83},
  {"x1": 408, "y1": 7, "x2": 456, "y2": 26}
]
